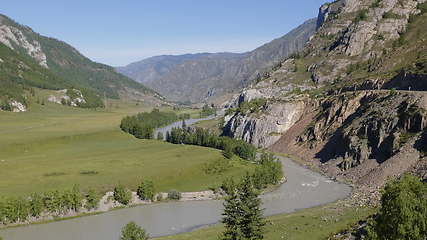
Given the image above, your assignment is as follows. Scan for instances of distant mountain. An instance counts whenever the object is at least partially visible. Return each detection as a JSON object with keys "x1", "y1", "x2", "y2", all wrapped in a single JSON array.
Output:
[
  {"x1": 117, "y1": 18, "x2": 317, "y2": 103},
  {"x1": 0, "y1": 14, "x2": 160, "y2": 111}
]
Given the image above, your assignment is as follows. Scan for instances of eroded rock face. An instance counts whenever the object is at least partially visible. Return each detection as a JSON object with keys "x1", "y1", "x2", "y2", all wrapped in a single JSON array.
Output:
[
  {"x1": 224, "y1": 100, "x2": 306, "y2": 148},
  {"x1": 300, "y1": 92, "x2": 427, "y2": 170},
  {"x1": 0, "y1": 25, "x2": 48, "y2": 68}
]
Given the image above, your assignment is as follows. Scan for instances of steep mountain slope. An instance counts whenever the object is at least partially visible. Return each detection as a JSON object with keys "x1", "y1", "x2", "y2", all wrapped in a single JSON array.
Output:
[
  {"x1": 0, "y1": 14, "x2": 161, "y2": 111},
  {"x1": 224, "y1": 0, "x2": 427, "y2": 193},
  {"x1": 117, "y1": 18, "x2": 317, "y2": 103}
]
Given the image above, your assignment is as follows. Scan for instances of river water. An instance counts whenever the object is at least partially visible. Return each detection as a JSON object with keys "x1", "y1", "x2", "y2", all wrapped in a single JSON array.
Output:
[{"x1": 0, "y1": 116, "x2": 351, "y2": 240}]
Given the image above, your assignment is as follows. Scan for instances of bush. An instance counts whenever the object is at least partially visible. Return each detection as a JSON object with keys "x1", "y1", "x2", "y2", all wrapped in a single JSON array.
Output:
[
  {"x1": 251, "y1": 152, "x2": 283, "y2": 190},
  {"x1": 237, "y1": 98, "x2": 267, "y2": 114},
  {"x1": 113, "y1": 185, "x2": 132, "y2": 205},
  {"x1": 28, "y1": 193, "x2": 44, "y2": 217},
  {"x1": 366, "y1": 174, "x2": 427, "y2": 240},
  {"x1": 383, "y1": 11, "x2": 402, "y2": 19},
  {"x1": 157, "y1": 131, "x2": 164, "y2": 140},
  {"x1": 85, "y1": 189, "x2": 101, "y2": 210},
  {"x1": 120, "y1": 221, "x2": 149, "y2": 240},
  {"x1": 355, "y1": 9, "x2": 368, "y2": 22},
  {"x1": 167, "y1": 190, "x2": 181, "y2": 200},
  {"x1": 137, "y1": 181, "x2": 155, "y2": 201},
  {"x1": 200, "y1": 104, "x2": 216, "y2": 117},
  {"x1": 371, "y1": 0, "x2": 382, "y2": 8}
]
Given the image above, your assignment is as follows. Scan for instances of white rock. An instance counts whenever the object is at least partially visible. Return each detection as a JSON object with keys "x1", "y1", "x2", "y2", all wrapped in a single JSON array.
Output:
[
  {"x1": 0, "y1": 25, "x2": 48, "y2": 68},
  {"x1": 9, "y1": 100, "x2": 27, "y2": 112}
]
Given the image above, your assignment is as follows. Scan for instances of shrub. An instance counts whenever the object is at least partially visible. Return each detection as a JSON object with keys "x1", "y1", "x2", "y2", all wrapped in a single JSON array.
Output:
[
  {"x1": 167, "y1": 190, "x2": 181, "y2": 200},
  {"x1": 120, "y1": 221, "x2": 149, "y2": 240},
  {"x1": 113, "y1": 185, "x2": 132, "y2": 205},
  {"x1": 157, "y1": 131, "x2": 164, "y2": 140},
  {"x1": 85, "y1": 189, "x2": 101, "y2": 210},
  {"x1": 355, "y1": 9, "x2": 369, "y2": 22},
  {"x1": 383, "y1": 11, "x2": 402, "y2": 19},
  {"x1": 251, "y1": 152, "x2": 283, "y2": 190},
  {"x1": 28, "y1": 193, "x2": 44, "y2": 217},
  {"x1": 43, "y1": 190, "x2": 62, "y2": 214},
  {"x1": 80, "y1": 170, "x2": 99, "y2": 175},
  {"x1": 371, "y1": 0, "x2": 382, "y2": 8},
  {"x1": 137, "y1": 181, "x2": 155, "y2": 201}
]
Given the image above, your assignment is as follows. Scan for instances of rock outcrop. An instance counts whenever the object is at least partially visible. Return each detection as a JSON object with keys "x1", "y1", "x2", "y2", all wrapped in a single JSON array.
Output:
[
  {"x1": 48, "y1": 89, "x2": 87, "y2": 107},
  {"x1": 224, "y1": 0, "x2": 427, "y2": 191},
  {"x1": 0, "y1": 24, "x2": 48, "y2": 68},
  {"x1": 225, "y1": 100, "x2": 306, "y2": 148}
]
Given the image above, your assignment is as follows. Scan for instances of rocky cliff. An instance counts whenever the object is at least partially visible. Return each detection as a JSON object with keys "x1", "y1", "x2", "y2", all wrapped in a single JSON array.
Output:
[
  {"x1": 225, "y1": 0, "x2": 427, "y2": 190},
  {"x1": 117, "y1": 18, "x2": 317, "y2": 103}
]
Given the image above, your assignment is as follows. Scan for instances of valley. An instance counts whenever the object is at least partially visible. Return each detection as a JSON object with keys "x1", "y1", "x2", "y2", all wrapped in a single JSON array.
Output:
[
  {"x1": 1, "y1": 0, "x2": 427, "y2": 239},
  {"x1": 0, "y1": 99, "x2": 252, "y2": 197}
]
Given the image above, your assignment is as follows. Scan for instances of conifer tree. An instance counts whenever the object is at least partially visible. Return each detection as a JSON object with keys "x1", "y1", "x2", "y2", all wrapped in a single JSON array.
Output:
[{"x1": 221, "y1": 174, "x2": 266, "y2": 240}]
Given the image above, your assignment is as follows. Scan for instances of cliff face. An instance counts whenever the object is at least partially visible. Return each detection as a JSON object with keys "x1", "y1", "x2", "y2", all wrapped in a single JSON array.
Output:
[
  {"x1": 225, "y1": 0, "x2": 427, "y2": 188},
  {"x1": 117, "y1": 18, "x2": 318, "y2": 103}
]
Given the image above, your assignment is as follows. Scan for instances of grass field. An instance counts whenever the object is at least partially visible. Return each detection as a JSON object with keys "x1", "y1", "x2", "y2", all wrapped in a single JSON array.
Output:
[
  {"x1": 191, "y1": 117, "x2": 223, "y2": 135},
  {"x1": 0, "y1": 95, "x2": 253, "y2": 197},
  {"x1": 155, "y1": 202, "x2": 374, "y2": 240}
]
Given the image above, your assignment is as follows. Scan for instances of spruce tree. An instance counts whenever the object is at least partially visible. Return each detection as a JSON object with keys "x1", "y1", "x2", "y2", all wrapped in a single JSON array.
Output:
[
  {"x1": 221, "y1": 174, "x2": 266, "y2": 240},
  {"x1": 239, "y1": 175, "x2": 265, "y2": 240},
  {"x1": 221, "y1": 180, "x2": 243, "y2": 240}
]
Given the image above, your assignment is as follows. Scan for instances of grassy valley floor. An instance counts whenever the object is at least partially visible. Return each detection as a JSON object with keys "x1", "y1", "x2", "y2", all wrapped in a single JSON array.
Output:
[{"x1": 0, "y1": 98, "x2": 253, "y2": 197}]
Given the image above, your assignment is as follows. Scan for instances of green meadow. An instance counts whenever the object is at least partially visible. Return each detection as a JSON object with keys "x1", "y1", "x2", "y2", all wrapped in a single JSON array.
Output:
[
  {"x1": 156, "y1": 202, "x2": 374, "y2": 240},
  {"x1": 0, "y1": 96, "x2": 253, "y2": 197}
]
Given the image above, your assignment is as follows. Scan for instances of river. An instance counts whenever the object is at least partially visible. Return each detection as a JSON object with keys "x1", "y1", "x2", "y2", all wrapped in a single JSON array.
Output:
[{"x1": 0, "y1": 116, "x2": 351, "y2": 240}]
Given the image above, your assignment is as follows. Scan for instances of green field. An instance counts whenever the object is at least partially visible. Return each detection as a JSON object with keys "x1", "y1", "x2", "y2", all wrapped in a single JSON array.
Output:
[
  {"x1": 0, "y1": 97, "x2": 253, "y2": 197},
  {"x1": 155, "y1": 202, "x2": 374, "y2": 240},
  {"x1": 191, "y1": 117, "x2": 223, "y2": 135}
]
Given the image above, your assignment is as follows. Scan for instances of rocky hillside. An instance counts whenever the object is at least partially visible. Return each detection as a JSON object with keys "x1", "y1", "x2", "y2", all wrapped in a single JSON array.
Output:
[
  {"x1": 117, "y1": 18, "x2": 317, "y2": 103},
  {"x1": 224, "y1": 0, "x2": 427, "y2": 192},
  {"x1": 0, "y1": 14, "x2": 163, "y2": 111}
]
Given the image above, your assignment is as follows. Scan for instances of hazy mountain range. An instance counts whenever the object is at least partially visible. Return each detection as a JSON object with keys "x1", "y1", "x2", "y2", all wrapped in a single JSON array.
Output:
[{"x1": 117, "y1": 18, "x2": 318, "y2": 103}]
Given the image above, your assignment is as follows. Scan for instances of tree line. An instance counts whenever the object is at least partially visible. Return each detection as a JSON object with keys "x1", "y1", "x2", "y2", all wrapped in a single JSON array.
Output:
[
  {"x1": 120, "y1": 109, "x2": 190, "y2": 139},
  {"x1": 166, "y1": 127, "x2": 257, "y2": 161},
  {"x1": 0, "y1": 185, "x2": 100, "y2": 225}
]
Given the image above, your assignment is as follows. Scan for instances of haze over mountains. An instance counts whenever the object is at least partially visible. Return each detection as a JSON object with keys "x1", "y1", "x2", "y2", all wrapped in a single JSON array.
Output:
[{"x1": 117, "y1": 18, "x2": 318, "y2": 104}]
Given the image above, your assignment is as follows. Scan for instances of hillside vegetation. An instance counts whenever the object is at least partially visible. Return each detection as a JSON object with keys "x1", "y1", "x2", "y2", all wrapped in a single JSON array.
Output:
[{"x1": 0, "y1": 14, "x2": 160, "y2": 111}]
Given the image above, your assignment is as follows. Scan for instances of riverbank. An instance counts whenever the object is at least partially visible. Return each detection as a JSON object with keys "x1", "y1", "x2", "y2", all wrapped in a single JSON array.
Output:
[
  {"x1": 0, "y1": 154, "x2": 352, "y2": 240},
  {"x1": 154, "y1": 200, "x2": 374, "y2": 240},
  {"x1": 0, "y1": 189, "x2": 224, "y2": 230}
]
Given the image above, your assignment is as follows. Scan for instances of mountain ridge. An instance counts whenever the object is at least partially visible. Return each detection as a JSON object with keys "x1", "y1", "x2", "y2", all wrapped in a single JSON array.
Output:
[
  {"x1": 0, "y1": 13, "x2": 163, "y2": 111},
  {"x1": 117, "y1": 18, "x2": 318, "y2": 103}
]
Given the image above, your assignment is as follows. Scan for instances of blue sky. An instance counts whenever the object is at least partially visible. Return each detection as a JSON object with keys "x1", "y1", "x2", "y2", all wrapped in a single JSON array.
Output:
[{"x1": 1, "y1": 0, "x2": 328, "y2": 66}]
